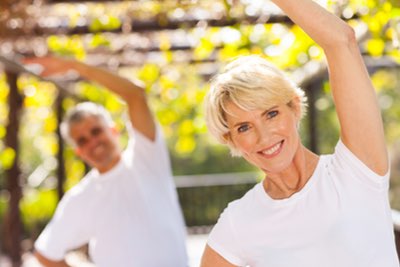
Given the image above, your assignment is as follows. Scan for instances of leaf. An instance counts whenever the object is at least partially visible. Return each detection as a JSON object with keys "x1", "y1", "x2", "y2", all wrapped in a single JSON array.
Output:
[
  {"x1": 44, "y1": 115, "x2": 57, "y2": 133},
  {"x1": 178, "y1": 119, "x2": 194, "y2": 135},
  {"x1": 90, "y1": 34, "x2": 111, "y2": 48},
  {"x1": 391, "y1": 8, "x2": 400, "y2": 18},
  {"x1": 138, "y1": 64, "x2": 161, "y2": 86},
  {"x1": 0, "y1": 147, "x2": 16, "y2": 170},
  {"x1": 366, "y1": 38, "x2": 385, "y2": 56},
  {"x1": 175, "y1": 135, "x2": 196, "y2": 154},
  {"x1": 89, "y1": 15, "x2": 121, "y2": 32},
  {"x1": 0, "y1": 126, "x2": 5, "y2": 139},
  {"x1": 157, "y1": 109, "x2": 179, "y2": 125},
  {"x1": 194, "y1": 38, "x2": 215, "y2": 60},
  {"x1": 20, "y1": 189, "x2": 58, "y2": 232}
]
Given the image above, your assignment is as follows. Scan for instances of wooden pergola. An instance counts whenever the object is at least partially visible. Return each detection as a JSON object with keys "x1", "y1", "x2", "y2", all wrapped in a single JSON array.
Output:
[{"x1": 1, "y1": 1, "x2": 399, "y2": 266}]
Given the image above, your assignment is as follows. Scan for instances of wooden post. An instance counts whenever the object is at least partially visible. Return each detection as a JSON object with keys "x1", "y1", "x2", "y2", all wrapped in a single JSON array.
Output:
[
  {"x1": 55, "y1": 94, "x2": 66, "y2": 200},
  {"x1": 3, "y1": 71, "x2": 23, "y2": 267},
  {"x1": 306, "y1": 79, "x2": 321, "y2": 154}
]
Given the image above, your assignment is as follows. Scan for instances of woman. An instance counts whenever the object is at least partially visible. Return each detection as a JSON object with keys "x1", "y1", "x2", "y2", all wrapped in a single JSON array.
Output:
[{"x1": 200, "y1": 0, "x2": 399, "y2": 266}]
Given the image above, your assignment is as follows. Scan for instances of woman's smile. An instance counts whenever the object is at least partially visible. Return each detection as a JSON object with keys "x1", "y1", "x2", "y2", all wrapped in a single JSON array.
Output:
[{"x1": 258, "y1": 140, "x2": 284, "y2": 158}]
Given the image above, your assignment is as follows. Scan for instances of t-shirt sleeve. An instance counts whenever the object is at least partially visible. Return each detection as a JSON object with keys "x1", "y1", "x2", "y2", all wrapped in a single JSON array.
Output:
[
  {"x1": 34, "y1": 193, "x2": 92, "y2": 261},
  {"x1": 126, "y1": 122, "x2": 172, "y2": 177},
  {"x1": 333, "y1": 139, "x2": 390, "y2": 191},
  {"x1": 207, "y1": 206, "x2": 247, "y2": 266}
]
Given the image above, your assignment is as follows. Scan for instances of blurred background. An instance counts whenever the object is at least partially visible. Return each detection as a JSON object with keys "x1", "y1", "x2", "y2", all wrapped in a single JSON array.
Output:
[{"x1": 0, "y1": 0, "x2": 399, "y2": 266}]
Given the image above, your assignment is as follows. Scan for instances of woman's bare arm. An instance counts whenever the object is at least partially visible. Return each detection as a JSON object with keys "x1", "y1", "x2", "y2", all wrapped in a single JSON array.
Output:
[
  {"x1": 200, "y1": 245, "x2": 237, "y2": 267},
  {"x1": 34, "y1": 251, "x2": 71, "y2": 267},
  {"x1": 272, "y1": 0, "x2": 387, "y2": 175}
]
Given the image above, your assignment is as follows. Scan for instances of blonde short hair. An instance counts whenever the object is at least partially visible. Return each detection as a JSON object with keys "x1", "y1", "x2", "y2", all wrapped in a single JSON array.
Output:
[{"x1": 204, "y1": 55, "x2": 307, "y2": 156}]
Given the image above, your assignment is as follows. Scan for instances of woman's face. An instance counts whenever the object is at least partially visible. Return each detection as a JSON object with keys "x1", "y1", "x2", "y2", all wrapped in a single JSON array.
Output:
[{"x1": 225, "y1": 101, "x2": 301, "y2": 174}]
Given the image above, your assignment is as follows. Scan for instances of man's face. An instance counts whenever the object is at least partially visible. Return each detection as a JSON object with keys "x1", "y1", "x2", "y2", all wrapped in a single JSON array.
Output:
[{"x1": 70, "y1": 115, "x2": 121, "y2": 173}]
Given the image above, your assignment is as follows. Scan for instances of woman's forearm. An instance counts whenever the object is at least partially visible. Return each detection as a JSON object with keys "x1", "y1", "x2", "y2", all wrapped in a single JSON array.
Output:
[{"x1": 271, "y1": 0, "x2": 355, "y2": 51}]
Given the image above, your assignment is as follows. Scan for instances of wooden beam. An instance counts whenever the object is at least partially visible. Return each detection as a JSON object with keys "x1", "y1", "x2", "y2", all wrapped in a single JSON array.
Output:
[
  {"x1": 48, "y1": 0, "x2": 126, "y2": 2},
  {"x1": 0, "y1": 55, "x2": 81, "y2": 100},
  {"x1": 33, "y1": 14, "x2": 291, "y2": 35},
  {"x1": 55, "y1": 94, "x2": 66, "y2": 200}
]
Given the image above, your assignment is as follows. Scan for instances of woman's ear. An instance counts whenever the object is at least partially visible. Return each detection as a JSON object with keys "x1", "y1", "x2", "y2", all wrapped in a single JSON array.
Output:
[
  {"x1": 222, "y1": 132, "x2": 231, "y2": 144},
  {"x1": 289, "y1": 96, "x2": 302, "y2": 120},
  {"x1": 223, "y1": 132, "x2": 242, "y2": 157}
]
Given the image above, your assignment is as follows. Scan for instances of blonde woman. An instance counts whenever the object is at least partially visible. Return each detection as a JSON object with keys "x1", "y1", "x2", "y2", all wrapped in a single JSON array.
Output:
[{"x1": 200, "y1": 0, "x2": 399, "y2": 266}]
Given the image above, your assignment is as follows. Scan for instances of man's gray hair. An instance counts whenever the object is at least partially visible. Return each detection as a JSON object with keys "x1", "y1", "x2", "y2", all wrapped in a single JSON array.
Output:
[{"x1": 60, "y1": 102, "x2": 114, "y2": 147}]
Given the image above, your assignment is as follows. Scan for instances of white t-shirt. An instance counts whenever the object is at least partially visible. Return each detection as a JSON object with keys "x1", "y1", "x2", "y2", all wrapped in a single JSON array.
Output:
[
  {"x1": 35, "y1": 124, "x2": 188, "y2": 267},
  {"x1": 208, "y1": 140, "x2": 399, "y2": 267}
]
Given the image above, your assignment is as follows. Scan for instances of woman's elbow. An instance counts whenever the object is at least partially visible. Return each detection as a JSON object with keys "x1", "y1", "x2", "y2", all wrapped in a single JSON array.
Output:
[
  {"x1": 324, "y1": 24, "x2": 357, "y2": 51},
  {"x1": 342, "y1": 25, "x2": 357, "y2": 46}
]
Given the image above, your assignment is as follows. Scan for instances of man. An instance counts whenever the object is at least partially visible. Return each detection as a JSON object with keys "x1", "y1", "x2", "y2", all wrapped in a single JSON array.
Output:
[{"x1": 23, "y1": 56, "x2": 189, "y2": 267}]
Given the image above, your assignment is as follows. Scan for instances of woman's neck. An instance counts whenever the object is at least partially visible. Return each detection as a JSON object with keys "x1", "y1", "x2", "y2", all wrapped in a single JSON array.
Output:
[{"x1": 263, "y1": 143, "x2": 319, "y2": 199}]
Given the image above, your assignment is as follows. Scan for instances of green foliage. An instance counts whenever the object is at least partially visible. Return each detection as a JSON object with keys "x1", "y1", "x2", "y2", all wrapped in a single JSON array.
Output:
[
  {"x1": 0, "y1": 191, "x2": 8, "y2": 222},
  {"x1": 64, "y1": 154, "x2": 86, "y2": 190},
  {"x1": 89, "y1": 15, "x2": 121, "y2": 32},
  {"x1": 171, "y1": 144, "x2": 257, "y2": 176},
  {"x1": 138, "y1": 64, "x2": 161, "y2": 88},
  {"x1": 359, "y1": 0, "x2": 400, "y2": 58},
  {"x1": 178, "y1": 183, "x2": 256, "y2": 226},
  {"x1": 373, "y1": 69, "x2": 400, "y2": 144},
  {"x1": 314, "y1": 81, "x2": 341, "y2": 154},
  {"x1": 47, "y1": 35, "x2": 86, "y2": 59},
  {"x1": 89, "y1": 34, "x2": 111, "y2": 49},
  {"x1": 366, "y1": 38, "x2": 386, "y2": 57},
  {"x1": 16, "y1": 77, "x2": 59, "y2": 175},
  {"x1": 20, "y1": 189, "x2": 58, "y2": 237},
  {"x1": 0, "y1": 147, "x2": 16, "y2": 170}
]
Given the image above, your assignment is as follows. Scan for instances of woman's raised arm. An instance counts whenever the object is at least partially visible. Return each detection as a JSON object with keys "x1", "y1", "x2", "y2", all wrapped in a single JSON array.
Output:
[{"x1": 271, "y1": 0, "x2": 388, "y2": 175}]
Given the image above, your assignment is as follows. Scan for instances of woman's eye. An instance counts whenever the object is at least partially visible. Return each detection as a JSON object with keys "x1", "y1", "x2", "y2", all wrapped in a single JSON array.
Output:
[
  {"x1": 237, "y1": 124, "x2": 249, "y2": 133},
  {"x1": 267, "y1": 110, "x2": 278, "y2": 119}
]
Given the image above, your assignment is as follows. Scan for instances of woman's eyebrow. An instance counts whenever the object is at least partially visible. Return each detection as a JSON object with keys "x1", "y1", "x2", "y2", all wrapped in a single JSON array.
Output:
[
  {"x1": 231, "y1": 106, "x2": 279, "y2": 128},
  {"x1": 261, "y1": 106, "x2": 278, "y2": 117},
  {"x1": 232, "y1": 121, "x2": 248, "y2": 128}
]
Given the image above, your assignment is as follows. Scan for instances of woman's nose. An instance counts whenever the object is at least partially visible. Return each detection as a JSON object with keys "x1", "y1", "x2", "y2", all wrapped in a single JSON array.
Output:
[{"x1": 255, "y1": 125, "x2": 271, "y2": 144}]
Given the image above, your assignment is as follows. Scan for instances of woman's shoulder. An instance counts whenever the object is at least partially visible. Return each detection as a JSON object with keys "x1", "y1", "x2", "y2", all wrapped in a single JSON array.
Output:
[
  {"x1": 221, "y1": 182, "x2": 264, "y2": 219},
  {"x1": 324, "y1": 140, "x2": 389, "y2": 190}
]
